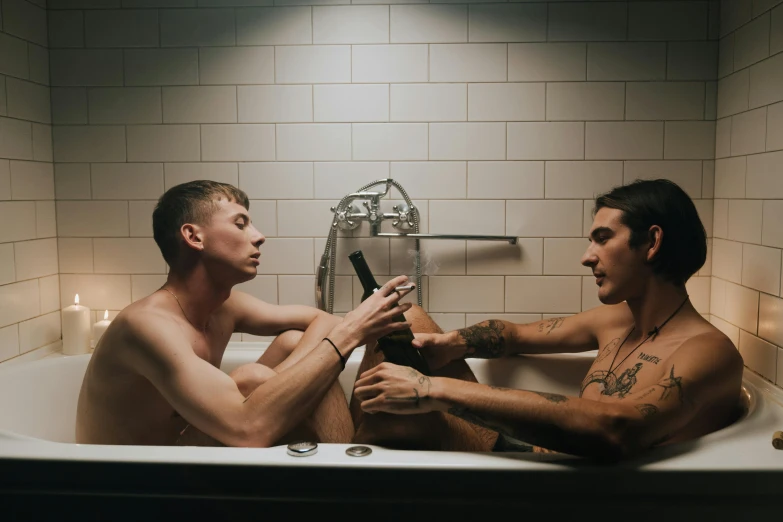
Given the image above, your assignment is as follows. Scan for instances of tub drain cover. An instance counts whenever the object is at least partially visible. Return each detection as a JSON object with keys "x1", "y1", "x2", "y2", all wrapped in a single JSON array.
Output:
[
  {"x1": 346, "y1": 445, "x2": 372, "y2": 457},
  {"x1": 287, "y1": 441, "x2": 318, "y2": 457}
]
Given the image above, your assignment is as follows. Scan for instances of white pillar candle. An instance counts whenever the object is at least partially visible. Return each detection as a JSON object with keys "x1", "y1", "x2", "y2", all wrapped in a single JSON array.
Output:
[
  {"x1": 62, "y1": 294, "x2": 91, "y2": 356},
  {"x1": 92, "y1": 309, "x2": 112, "y2": 349}
]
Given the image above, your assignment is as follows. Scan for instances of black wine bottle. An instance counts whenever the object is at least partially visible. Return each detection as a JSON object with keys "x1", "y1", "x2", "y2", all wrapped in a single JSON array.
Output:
[{"x1": 348, "y1": 250, "x2": 431, "y2": 376}]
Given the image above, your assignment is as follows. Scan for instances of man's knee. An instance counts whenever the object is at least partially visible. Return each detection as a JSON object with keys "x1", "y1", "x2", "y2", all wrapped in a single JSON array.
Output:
[
  {"x1": 229, "y1": 363, "x2": 277, "y2": 397},
  {"x1": 406, "y1": 304, "x2": 444, "y2": 335}
]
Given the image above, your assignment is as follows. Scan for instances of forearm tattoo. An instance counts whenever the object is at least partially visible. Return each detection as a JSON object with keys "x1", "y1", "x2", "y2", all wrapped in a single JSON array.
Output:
[
  {"x1": 634, "y1": 403, "x2": 659, "y2": 419},
  {"x1": 538, "y1": 317, "x2": 564, "y2": 335},
  {"x1": 457, "y1": 320, "x2": 506, "y2": 359},
  {"x1": 532, "y1": 391, "x2": 568, "y2": 404}
]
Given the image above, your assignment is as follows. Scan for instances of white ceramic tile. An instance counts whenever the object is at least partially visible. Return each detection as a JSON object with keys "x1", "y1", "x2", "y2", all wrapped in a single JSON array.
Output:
[
  {"x1": 713, "y1": 199, "x2": 728, "y2": 239},
  {"x1": 731, "y1": 107, "x2": 768, "y2": 156},
  {"x1": 32, "y1": 124, "x2": 52, "y2": 163},
  {"x1": 429, "y1": 123, "x2": 505, "y2": 160},
  {"x1": 466, "y1": 238, "x2": 541, "y2": 276},
  {"x1": 587, "y1": 43, "x2": 666, "y2": 81},
  {"x1": 29, "y1": 44, "x2": 49, "y2": 86},
  {"x1": 241, "y1": 162, "x2": 313, "y2": 199},
  {"x1": 127, "y1": 125, "x2": 199, "y2": 162},
  {"x1": 14, "y1": 239, "x2": 58, "y2": 281},
  {"x1": 543, "y1": 238, "x2": 591, "y2": 276},
  {"x1": 18, "y1": 312, "x2": 61, "y2": 355},
  {"x1": 130, "y1": 274, "x2": 167, "y2": 303},
  {"x1": 717, "y1": 69, "x2": 749, "y2": 118},
  {"x1": 710, "y1": 315, "x2": 739, "y2": 347},
  {"x1": 719, "y1": 34, "x2": 734, "y2": 79},
  {"x1": 314, "y1": 84, "x2": 388, "y2": 122},
  {"x1": 763, "y1": 201, "x2": 783, "y2": 248},
  {"x1": 312, "y1": 162, "x2": 387, "y2": 200},
  {"x1": 199, "y1": 47, "x2": 274, "y2": 86},
  {"x1": 277, "y1": 124, "x2": 350, "y2": 161},
  {"x1": 0, "y1": 77, "x2": 5, "y2": 117},
  {"x1": 164, "y1": 162, "x2": 238, "y2": 189},
  {"x1": 429, "y1": 200, "x2": 504, "y2": 236},
  {"x1": 664, "y1": 122, "x2": 716, "y2": 160},
  {"x1": 630, "y1": 1, "x2": 707, "y2": 41},
  {"x1": 202, "y1": 124, "x2": 275, "y2": 162},
  {"x1": 313, "y1": 5, "x2": 388, "y2": 44},
  {"x1": 129, "y1": 201, "x2": 156, "y2": 237},
  {"x1": 703, "y1": 161, "x2": 715, "y2": 201},
  {"x1": 352, "y1": 123, "x2": 427, "y2": 161},
  {"x1": 747, "y1": 151, "x2": 783, "y2": 198},
  {"x1": 124, "y1": 49, "x2": 199, "y2": 86},
  {"x1": 0, "y1": 202, "x2": 36, "y2": 243},
  {"x1": 352, "y1": 44, "x2": 428, "y2": 83},
  {"x1": 429, "y1": 276, "x2": 503, "y2": 313},
  {"x1": 391, "y1": 239, "x2": 465, "y2": 276},
  {"x1": 468, "y1": 4, "x2": 546, "y2": 43},
  {"x1": 667, "y1": 42, "x2": 719, "y2": 81},
  {"x1": 430, "y1": 44, "x2": 506, "y2": 82},
  {"x1": 275, "y1": 45, "x2": 350, "y2": 84},
  {"x1": 772, "y1": 5, "x2": 783, "y2": 55},
  {"x1": 695, "y1": 199, "x2": 715, "y2": 239},
  {"x1": 277, "y1": 275, "x2": 316, "y2": 307},
  {"x1": 390, "y1": 5, "x2": 467, "y2": 44},
  {"x1": 429, "y1": 314, "x2": 465, "y2": 333},
  {"x1": 742, "y1": 243, "x2": 782, "y2": 295},
  {"x1": 549, "y1": 2, "x2": 626, "y2": 42},
  {"x1": 57, "y1": 201, "x2": 129, "y2": 238},
  {"x1": 238, "y1": 85, "x2": 312, "y2": 123},
  {"x1": 0, "y1": 243, "x2": 15, "y2": 284},
  {"x1": 624, "y1": 161, "x2": 702, "y2": 199},
  {"x1": 546, "y1": 82, "x2": 624, "y2": 122},
  {"x1": 48, "y1": 10, "x2": 85, "y2": 48},
  {"x1": 0, "y1": 160, "x2": 8, "y2": 201},
  {"x1": 626, "y1": 82, "x2": 705, "y2": 121},
  {"x1": 277, "y1": 200, "x2": 336, "y2": 237},
  {"x1": 706, "y1": 82, "x2": 718, "y2": 120},
  {"x1": 59, "y1": 274, "x2": 131, "y2": 311},
  {"x1": 351, "y1": 273, "x2": 426, "y2": 311},
  {"x1": 0, "y1": 324, "x2": 19, "y2": 362},
  {"x1": 586, "y1": 122, "x2": 663, "y2": 160},
  {"x1": 721, "y1": 0, "x2": 753, "y2": 35},
  {"x1": 6, "y1": 78, "x2": 50, "y2": 124},
  {"x1": 0, "y1": 117, "x2": 33, "y2": 160},
  {"x1": 739, "y1": 330, "x2": 778, "y2": 381},
  {"x1": 508, "y1": 43, "x2": 586, "y2": 82},
  {"x1": 734, "y1": 12, "x2": 771, "y2": 70},
  {"x1": 467, "y1": 83, "x2": 544, "y2": 122},
  {"x1": 507, "y1": 122, "x2": 584, "y2": 160},
  {"x1": 467, "y1": 161, "x2": 543, "y2": 199},
  {"x1": 93, "y1": 238, "x2": 166, "y2": 274},
  {"x1": 51, "y1": 88, "x2": 87, "y2": 124},
  {"x1": 85, "y1": 8, "x2": 159, "y2": 47},
  {"x1": 712, "y1": 238, "x2": 743, "y2": 284},
  {"x1": 389, "y1": 162, "x2": 465, "y2": 199},
  {"x1": 236, "y1": 7, "x2": 311, "y2": 46},
  {"x1": 391, "y1": 84, "x2": 466, "y2": 122},
  {"x1": 39, "y1": 275, "x2": 61, "y2": 315},
  {"x1": 162, "y1": 87, "x2": 237, "y2": 124},
  {"x1": 710, "y1": 275, "x2": 726, "y2": 318},
  {"x1": 49, "y1": 0, "x2": 121, "y2": 7},
  {"x1": 3, "y1": 0, "x2": 48, "y2": 47},
  {"x1": 160, "y1": 8, "x2": 234, "y2": 47},
  {"x1": 91, "y1": 163, "x2": 164, "y2": 200},
  {"x1": 0, "y1": 32, "x2": 29, "y2": 80},
  {"x1": 0, "y1": 280, "x2": 40, "y2": 329},
  {"x1": 545, "y1": 161, "x2": 622, "y2": 199},
  {"x1": 50, "y1": 50, "x2": 121, "y2": 86},
  {"x1": 686, "y1": 276, "x2": 711, "y2": 315},
  {"x1": 248, "y1": 200, "x2": 277, "y2": 238},
  {"x1": 714, "y1": 157, "x2": 746, "y2": 198},
  {"x1": 36, "y1": 202, "x2": 57, "y2": 239},
  {"x1": 725, "y1": 280, "x2": 759, "y2": 333},
  {"x1": 768, "y1": 102, "x2": 783, "y2": 152},
  {"x1": 52, "y1": 126, "x2": 126, "y2": 163},
  {"x1": 506, "y1": 276, "x2": 581, "y2": 313},
  {"x1": 758, "y1": 292, "x2": 783, "y2": 346},
  {"x1": 317, "y1": 236, "x2": 389, "y2": 277},
  {"x1": 507, "y1": 199, "x2": 583, "y2": 238},
  {"x1": 235, "y1": 275, "x2": 278, "y2": 305},
  {"x1": 10, "y1": 161, "x2": 54, "y2": 200},
  {"x1": 256, "y1": 238, "x2": 314, "y2": 274}
]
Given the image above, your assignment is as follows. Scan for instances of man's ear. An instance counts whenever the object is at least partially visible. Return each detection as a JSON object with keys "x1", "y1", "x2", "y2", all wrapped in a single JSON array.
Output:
[
  {"x1": 181, "y1": 223, "x2": 204, "y2": 252},
  {"x1": 646, "y1": 225, "x2": 663, "y2": 263}
]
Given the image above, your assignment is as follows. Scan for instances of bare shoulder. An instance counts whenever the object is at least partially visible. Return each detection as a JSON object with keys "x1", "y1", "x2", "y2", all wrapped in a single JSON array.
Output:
[
  {"x1": 670, "y1": 328, "x2": 744, "y2": 386},
  {"x1": 109, "y1": 297, "x2": 188, "y2": 364},
  {"x1": 571, "y1": 302, "x2": 634, "y2": 332}
]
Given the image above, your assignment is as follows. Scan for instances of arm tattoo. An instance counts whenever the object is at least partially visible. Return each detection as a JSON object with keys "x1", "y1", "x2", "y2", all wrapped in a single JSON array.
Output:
[
  {"x1": 532, "y1": 391, "x2": 568, "y2": 404},
  {"x1": 537, "y1": 317, "x2": 565, "y2": 335},
  {"x1": 634, "y1": 403, "x2": 659, "y2": 419},
  {"x1": 457, "y1": 320, "x2": 506, "y2": 359},
  {"x1": 657, "y1": 365, "x2": 684, "y2": 403}
]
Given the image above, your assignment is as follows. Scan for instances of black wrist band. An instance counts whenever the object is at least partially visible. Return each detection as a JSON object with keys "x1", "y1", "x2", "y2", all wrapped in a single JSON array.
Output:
[{"x1": 323, "y1": 337, "x2": 346, "y2": 370}]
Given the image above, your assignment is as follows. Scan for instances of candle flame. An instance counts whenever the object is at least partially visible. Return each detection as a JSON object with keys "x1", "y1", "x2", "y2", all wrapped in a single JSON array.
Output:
[
  {"x1": 104, "y1": 310, "x2": 109, "y2": 320},
  {"x1": 74, "y1": 294, "x2": 80, "y2": 305}
]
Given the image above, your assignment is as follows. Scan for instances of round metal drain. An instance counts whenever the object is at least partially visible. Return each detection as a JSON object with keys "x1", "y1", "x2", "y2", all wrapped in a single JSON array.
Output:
[
  {"x1": 287, "y1": 441, "x2": 318, "y2": 457},
  {"x1": 345, "y1": 445, "x2": 372, "y2": 457}
]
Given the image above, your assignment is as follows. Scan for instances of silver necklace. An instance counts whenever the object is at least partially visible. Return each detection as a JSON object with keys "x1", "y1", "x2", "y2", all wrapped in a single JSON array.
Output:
[{"x1": 161, "y1": 286, "x2": 207, "y2": 332}]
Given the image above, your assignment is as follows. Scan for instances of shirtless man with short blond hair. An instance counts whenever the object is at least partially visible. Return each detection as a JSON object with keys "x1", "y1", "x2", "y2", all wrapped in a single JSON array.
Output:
[{"x1": 354, "y1": 179, "x2": 745, "y2": 460}]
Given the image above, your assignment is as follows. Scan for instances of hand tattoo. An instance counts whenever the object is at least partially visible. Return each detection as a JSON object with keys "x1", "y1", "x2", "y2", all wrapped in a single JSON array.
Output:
[{"x1": 458, "y1": 320, "x2": 506, "y2": 359}]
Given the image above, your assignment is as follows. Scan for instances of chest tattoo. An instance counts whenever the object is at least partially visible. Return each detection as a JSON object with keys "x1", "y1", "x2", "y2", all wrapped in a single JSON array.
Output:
[
  {"x1": 638, "y1": 351, "x2": 661, "y2": 364},
  {"x1": 580, "y1": 362, "x2": 643, "y2": 398}
]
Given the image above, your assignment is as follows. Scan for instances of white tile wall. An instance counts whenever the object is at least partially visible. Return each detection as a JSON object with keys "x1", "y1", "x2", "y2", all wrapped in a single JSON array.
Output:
[
  {"x1": 507, "y1": 122, "x2": 584, "y2": 160},
  {"x1": 545, "y1": 161, "x2": 622, "y2": 199},
  {"x1": 201, "y1": 47, "x2": 274, "y2": 86},
  {"x1": 236, "y1": 7, "x2": 312, "y2": 46},
  {"x1": 315, "y1": 84, "x2": 389, "y2": 122},
  {"x1": 390, "y1": 5, "x2": 467, "y2": 44},
  {"x1": 585, "y1": 122, "x2": 664, "y2": 160},
  {"x1": 746, "y1": 150, "x2": 783, "y2": 198},
  {"x1": 352, "y1": 45, "x2": 428, "y2": 83},
  {"x1": 588, "y1": 43, "x2": 666, "y2": 81}
]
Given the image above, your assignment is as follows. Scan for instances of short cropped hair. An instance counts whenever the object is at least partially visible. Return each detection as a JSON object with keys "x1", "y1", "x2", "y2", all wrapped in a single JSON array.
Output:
[
  {"x1": 594, "y1": 179, "x2": 706, "y2": 286},
  {"x1": 152, "y1": 180, "x2": 250, "y2": 266}
]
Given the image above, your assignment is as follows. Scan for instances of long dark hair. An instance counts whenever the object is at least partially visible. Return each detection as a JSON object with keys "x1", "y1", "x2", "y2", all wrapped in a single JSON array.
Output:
[{"x1": 594, "y1": 179, "x2": 707, "y2": 286}]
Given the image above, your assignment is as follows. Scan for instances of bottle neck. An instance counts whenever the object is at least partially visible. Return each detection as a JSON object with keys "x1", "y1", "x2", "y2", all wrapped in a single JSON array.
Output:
[{"x1": 349, "y1": 252, "x2": 379, "y2": 291}]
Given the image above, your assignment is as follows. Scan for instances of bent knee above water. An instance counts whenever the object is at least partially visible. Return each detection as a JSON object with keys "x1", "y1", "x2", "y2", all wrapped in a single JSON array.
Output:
[{"x1": 229, "y1": 363, "x2": 277, "y2": 397}]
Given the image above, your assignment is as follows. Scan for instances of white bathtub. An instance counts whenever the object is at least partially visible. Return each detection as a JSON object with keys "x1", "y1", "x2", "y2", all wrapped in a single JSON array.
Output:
[{"x1": 1, "y1": 343, "x2": 783, "y2": 517}]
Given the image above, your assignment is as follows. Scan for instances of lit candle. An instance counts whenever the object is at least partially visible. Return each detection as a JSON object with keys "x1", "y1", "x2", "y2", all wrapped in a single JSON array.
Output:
[
  {"x1": 92, "y1": 309, "x2": 112, "y2": 348},
  {"x1": 62, "y1": 294, "x2": 91, "y2": 356}
]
